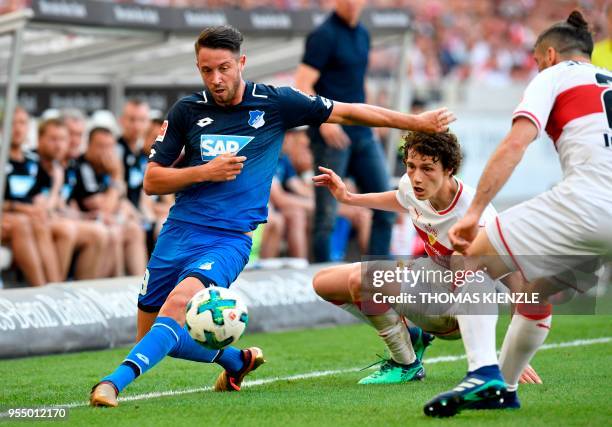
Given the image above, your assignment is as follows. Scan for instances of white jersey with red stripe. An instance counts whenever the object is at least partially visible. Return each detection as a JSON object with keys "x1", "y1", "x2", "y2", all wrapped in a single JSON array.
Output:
[
  {"x1": 512, "y1": 61, "x2": 612, "y2": 177},
  {"x1": 395, "y1": 174, "x2": 497, "y2": 259}
]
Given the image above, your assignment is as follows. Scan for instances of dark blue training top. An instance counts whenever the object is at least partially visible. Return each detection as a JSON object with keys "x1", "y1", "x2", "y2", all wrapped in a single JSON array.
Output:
[
  {"x1": 302, "y1": 12, "x2": 370, "y2": 137},
  {"x1": 149, "y1": 81, "x2": 333, "y2": 232}
]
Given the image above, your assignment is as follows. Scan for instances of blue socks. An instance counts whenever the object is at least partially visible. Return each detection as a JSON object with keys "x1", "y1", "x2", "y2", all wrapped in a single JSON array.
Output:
[
  {"x1": 167, "y1": 321, "x2": 244, "y2": 373},
  {"x1": 102, "y1": 317, "x2": 181, "y2": 392},
  {"x1": 168, "y1": 324, "x2": 220, "y2": 362},
  {"x1": 101, "y1": 316, "x2": 245, "y2": 393},
  {"x1": 407, "y1": 326, "x2": 422, "y2": 343},
  {"x1": 216, "y1": 346, "x2": 245, "y2": 375},
  {"x1": 468, "y1": 364, "x2": 504, "y2": 382}
]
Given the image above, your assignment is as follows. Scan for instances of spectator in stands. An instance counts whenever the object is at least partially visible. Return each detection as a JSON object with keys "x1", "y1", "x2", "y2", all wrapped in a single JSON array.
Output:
[
  {"x1": 72, "y1": 127, "x2": 147, "y2": 277},
  {"x1": 36, "y1": 118, "x2": 110, "y2": 280},
  {"x1": 3, "y1": 107, "x2": 67, "y2": 284},
  {"x1": 295, "y1": 0, "x2": 395, "y2": 261},
  {"x1": 593, "y1": 3, "x2": 612, "y2": 69},
  {"x1": 117, "y1": 99, "x2": 150, "y2": 210},
  {"x1": 1, "y1": 108, "x2": 49, "y2": 286}
]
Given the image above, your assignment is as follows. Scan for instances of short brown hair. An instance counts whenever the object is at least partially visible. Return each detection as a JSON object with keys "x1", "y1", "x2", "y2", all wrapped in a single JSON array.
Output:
[
  {"x1": 38, "y1": 118, "x2": 65, "y2": 138},
  {"x1": 401, "y1": 131, "x2": 462, "y2": 175},
  {"x1": 194, "y1": 25, "x2": 243, "y2": 56}
]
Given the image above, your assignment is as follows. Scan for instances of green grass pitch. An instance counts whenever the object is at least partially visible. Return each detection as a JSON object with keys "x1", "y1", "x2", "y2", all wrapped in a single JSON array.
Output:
[{"x1": 1, "y1": 315, "x2": 611, "y2": 426}]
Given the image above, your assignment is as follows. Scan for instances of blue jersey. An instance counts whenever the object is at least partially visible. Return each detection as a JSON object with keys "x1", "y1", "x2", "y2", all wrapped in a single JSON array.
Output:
[{"x1": 149, "y1": 81, "x2": 333, "y2": 232}]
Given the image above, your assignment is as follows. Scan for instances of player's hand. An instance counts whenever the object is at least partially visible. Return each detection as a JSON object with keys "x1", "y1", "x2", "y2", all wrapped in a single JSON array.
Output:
[
  {"x1": 312, "y1": 166, "x2": 349, "y2": 202},
  {"x1": 448, "y1": 213, "x2": 479, "y2": 254},
  {"x1": 320, "y1": 123, "x2": 350, "y2": 149},
  {"x1": 202, "y1": 153, "x2": 247, "y2": 182},
  {"x1": 416, "y1": 107, "x2": 456, "y2": 133},
  {"x1": 519, "y1": 364, "x2": 543, "y2": 384}
]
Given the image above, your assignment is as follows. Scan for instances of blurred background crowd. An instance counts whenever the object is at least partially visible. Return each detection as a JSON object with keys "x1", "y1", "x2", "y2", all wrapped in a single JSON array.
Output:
[
  {"x1": 1, "y1": 0, "x2": 610, "y2": 287},
  {"x1": 2, "y1": 0, "x2": 610, "y2": 86},
  {"x1": 2, "y1": 100, "x2": 378, "y2": 286}
]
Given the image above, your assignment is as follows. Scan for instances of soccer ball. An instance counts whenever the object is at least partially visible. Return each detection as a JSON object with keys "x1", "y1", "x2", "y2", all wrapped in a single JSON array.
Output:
[{"x1": 185, "y1": 287, "x2": 248, "y2": 349}]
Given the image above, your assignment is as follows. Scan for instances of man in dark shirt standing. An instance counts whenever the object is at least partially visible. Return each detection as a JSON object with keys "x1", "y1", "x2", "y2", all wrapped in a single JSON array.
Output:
[{"x1": 295, "y1": 0, "x2": 395, "y2": 261}]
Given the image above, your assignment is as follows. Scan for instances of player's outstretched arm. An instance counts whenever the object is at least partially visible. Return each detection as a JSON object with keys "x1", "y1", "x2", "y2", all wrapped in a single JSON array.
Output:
[
  {"x1": 144, "y1": 154, "x2": 246, "y2": 195},
  {"x1": 448, "y1": 118, "x2": 538, "y2": 253},
  {"x1": 327, "y1": 102, "x2": 456, "y2": 133},
  {"x1": 313, "y1": 166, "x2": 406, "y2": 212}
]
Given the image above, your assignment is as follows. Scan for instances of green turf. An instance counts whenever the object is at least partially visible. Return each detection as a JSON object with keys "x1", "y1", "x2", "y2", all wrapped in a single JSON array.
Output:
[{"x1": 1, "y1": 315, "x2": 611, "y2": 426}]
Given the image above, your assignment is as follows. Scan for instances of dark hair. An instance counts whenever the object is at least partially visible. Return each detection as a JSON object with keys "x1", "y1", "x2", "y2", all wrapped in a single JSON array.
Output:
[
  {"x1": 151, "y1": 118, "x2": 164, "y2": 126},
  {"x1": 88, "y1": 126, "x2": 114, "y2": 144},
  {"x1": 38, "y1": 118, "x2": 65, "y2": 138},
  {"x1": 194, "y1": 26, "x2": 243, "y2": 55},
  {"x1": 401, "y1": 131, "x2": 462, "y2": 175},
  {"x1": 535, "y1": 10, "x2": 593, "y2": 57}
]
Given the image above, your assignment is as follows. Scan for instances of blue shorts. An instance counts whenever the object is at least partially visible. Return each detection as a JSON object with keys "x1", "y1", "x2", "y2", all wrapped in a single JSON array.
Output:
[{"x1": 137, "y1": 219, "x2": 252, "y2": 312}]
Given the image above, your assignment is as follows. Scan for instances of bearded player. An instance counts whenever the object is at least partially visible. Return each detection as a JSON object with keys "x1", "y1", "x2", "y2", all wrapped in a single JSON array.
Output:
[{"x1": 89, "y1": 25, "x2": 455, "y2": 407}]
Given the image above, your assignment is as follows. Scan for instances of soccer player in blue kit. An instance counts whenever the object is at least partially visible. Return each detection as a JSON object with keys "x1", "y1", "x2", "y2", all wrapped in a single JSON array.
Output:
[{"x1": 90, "y1": 25, "x2": 455, "y2": 407}]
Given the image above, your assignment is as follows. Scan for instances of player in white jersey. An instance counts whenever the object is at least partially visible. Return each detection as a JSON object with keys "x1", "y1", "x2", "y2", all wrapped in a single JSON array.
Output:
[
  {"x1": 435, "y1": 10, "x2": 611, "y2": 418},
  {"x1": 312, "y1": 131, "x2": 536, "y2": 390}
]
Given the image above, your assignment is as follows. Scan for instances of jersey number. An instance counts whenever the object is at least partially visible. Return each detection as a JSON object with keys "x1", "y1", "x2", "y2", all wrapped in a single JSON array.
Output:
[{"x1": 596, "y1": 73, "x2": 612, "y2": 129}]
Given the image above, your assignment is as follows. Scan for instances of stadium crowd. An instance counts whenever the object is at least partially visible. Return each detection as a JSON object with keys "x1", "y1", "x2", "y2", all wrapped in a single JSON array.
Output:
[{"x1": 2, "y1": 0, "x2": 609, "y2": 85}]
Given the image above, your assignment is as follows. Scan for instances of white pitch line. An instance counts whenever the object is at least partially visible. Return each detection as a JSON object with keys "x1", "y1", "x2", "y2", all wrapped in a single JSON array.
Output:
[{"x1": 1, "y1": 336, "x2": 610, "y2": 416}]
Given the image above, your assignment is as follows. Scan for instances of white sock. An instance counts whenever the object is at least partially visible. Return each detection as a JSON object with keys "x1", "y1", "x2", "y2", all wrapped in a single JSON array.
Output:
[
  {"x1": 339, "y1": 303, "x2": 373, "y2": 327},
  {"x1": 457, "y1": 314, "x2": 498, "y2": 372},
  {"x1": 499, "y1": 313, "x2": 552, "y2": 391},
  {"x1": 368, "y1": 309, "x2": 416, "y2": 365}
]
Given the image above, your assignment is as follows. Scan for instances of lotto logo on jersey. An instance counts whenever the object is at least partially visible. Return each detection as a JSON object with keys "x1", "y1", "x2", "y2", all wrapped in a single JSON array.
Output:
[{"x1": 200, "y1": 134, "x2": 254, "y2": 162}]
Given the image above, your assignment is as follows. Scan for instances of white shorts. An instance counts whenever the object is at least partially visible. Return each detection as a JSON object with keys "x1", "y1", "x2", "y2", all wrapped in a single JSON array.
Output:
[
  {"x1": 486, "y1": 170, "x2": 611, "y2": 284},
  {"x1": 388, "y1": 257, "x2": 497, "y2": 339}
]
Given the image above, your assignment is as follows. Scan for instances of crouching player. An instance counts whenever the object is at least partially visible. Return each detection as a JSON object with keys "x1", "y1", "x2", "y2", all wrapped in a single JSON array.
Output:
[{"x1": 313, "y1": 131, "x2": 541, "y2": 402}]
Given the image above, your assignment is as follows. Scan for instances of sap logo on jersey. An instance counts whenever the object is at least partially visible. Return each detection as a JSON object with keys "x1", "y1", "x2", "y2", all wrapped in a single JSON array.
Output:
[{"x1": 200, "y1": 134, "x2": 254, "y2": 162}]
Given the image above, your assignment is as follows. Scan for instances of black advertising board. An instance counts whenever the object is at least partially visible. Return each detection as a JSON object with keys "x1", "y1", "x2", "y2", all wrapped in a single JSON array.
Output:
[{"x1": 30, "y1": 0, "x2": 412, "y2": 34}]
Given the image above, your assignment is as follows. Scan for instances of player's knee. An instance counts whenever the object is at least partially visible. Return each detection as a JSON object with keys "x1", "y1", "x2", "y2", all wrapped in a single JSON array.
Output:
[
  {"x1": 347, "y1": 269, "x2": 363, "y2": 302},
  {"x1": 312, "y1": 270, "x2": 328, "y2": 298},
  {"x1": 160, "y1": 289, "x2": 191, "y2": 320}
]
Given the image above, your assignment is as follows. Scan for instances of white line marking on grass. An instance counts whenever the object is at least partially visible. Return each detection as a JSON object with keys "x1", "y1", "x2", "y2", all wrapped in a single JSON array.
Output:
[{"x1": 1, "y1": 336, "x2": 610, "y2": 416}]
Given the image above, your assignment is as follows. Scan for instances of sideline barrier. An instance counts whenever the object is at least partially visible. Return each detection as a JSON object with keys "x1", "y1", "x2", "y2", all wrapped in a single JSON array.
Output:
[{"x1": 0, "y1": 264, "x2": 356, "y2": 359}]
